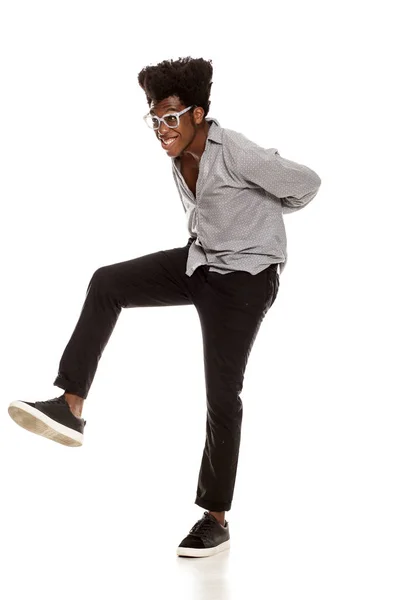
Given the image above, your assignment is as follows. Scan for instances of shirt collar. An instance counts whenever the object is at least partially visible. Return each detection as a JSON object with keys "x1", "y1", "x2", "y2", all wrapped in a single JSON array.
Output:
[{"x1": 205, "y1": 117, "x2": 222, "y2": 144}]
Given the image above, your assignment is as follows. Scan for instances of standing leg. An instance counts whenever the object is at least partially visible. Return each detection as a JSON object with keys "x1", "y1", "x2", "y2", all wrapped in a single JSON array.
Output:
[{"x1": 194, "y1": 264, "x2": 279, "y2": 512}]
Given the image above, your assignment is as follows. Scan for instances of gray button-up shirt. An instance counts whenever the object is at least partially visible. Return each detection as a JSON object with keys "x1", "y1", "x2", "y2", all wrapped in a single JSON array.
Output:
[{"x1": 171, "y1": 117, "x2": 321, "y2": 277}]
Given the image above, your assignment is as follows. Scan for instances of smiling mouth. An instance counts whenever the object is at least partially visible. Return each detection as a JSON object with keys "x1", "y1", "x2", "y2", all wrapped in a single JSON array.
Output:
[{"x1": 161, "y1": 136, "x2": 178, "y2": 149}]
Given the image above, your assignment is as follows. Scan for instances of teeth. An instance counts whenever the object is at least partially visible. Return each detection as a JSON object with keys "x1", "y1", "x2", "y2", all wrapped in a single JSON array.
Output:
[{"x1": 163, "y1": 137, "x2": 177, "y2": 145}]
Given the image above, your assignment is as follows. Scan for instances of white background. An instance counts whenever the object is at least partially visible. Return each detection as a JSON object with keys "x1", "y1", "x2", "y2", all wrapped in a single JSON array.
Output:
[{"x1": 0, "y1": 1, "x2": 399, "y2": 598}]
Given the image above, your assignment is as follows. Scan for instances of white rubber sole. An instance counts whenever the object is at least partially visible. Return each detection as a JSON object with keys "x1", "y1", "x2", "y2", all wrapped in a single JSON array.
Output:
[
  {"x1": 8, "y1": 401, "x2": 84, "y2": 447},
  {"x1": 177, "y1": 539, "x2": 230, "y2": 557}
]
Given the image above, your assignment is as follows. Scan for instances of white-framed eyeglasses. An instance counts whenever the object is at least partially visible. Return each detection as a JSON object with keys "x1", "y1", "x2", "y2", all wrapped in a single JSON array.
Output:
[{"x1": 143, "y1": 105, "x2": 194, "y2": 130}]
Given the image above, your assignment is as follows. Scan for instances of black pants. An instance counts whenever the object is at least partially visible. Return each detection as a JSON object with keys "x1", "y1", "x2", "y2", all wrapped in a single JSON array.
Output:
[{"x1": 54, "y1": 237, "x2": 279, "y2": 512}]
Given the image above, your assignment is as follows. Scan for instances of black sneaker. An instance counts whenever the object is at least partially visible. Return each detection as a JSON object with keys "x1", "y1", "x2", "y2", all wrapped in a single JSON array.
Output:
[
  {"x1": 8, "y1": 394, "x2": 86, "y2": 447},
  {"x1": 177, "y1": 511, "x2": 230, "y2": 557}
]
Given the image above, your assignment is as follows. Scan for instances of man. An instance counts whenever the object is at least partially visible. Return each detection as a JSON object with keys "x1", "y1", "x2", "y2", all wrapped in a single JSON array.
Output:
[{"x1": 8, "y1": 56, "x2": 321, "y2": 558}]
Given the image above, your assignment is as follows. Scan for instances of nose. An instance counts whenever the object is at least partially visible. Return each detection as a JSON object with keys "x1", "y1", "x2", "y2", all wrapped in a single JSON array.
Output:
[{"x1": 158, "y1": 121, "x2": 170, "y2": 136}]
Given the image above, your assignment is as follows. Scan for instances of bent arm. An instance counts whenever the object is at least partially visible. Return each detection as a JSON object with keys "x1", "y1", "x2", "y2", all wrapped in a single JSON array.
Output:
[{"x1": 235, "y1": 144, "x2": 322, "y2": 213}]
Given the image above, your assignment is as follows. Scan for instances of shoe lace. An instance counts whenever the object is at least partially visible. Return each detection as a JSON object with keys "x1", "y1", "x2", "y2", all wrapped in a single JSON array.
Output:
[
  {"x1": 37, "y1": 396, "x2": 66, "y2": 406},
  {"x1": 189, "y1": 512, "x2": 216, "y2": 539}
]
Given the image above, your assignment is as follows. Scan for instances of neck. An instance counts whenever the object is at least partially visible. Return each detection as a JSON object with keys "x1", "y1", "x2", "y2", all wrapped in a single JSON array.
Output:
[{"x1": 181, "y1": 121, "x2": 210, "y2": 166}]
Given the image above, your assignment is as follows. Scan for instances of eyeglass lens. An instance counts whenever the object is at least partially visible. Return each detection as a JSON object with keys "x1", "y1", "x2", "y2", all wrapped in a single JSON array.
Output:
[{"x1": 146, "y1": 114, "x2": 179, "y2": 129}]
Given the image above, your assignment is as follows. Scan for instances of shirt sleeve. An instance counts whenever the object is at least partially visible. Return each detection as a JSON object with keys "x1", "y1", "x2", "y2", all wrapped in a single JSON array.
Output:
[{"x1": 234, "y1": 143, "x2": 322, "y2": 213}]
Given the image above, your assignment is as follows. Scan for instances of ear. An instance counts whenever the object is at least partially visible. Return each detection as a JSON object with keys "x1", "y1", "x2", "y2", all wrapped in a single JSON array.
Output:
[{"x1": 193, "y1": 106, "x2": 205, "y2": 125}]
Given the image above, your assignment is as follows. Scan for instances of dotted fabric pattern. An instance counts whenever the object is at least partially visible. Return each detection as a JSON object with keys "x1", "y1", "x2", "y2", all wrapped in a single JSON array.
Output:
[{"x1": 171, "y1": 118, "x2": 321, "y2": 277}]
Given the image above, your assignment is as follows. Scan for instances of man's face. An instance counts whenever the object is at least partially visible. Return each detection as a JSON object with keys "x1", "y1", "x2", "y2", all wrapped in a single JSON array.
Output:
[{"x1": 149, "y1": 95, "x2": 201, "y2": 158}]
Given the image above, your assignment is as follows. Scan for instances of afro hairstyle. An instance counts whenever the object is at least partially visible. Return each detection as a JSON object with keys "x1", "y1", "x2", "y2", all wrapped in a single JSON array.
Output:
[{"x1": 138, "y1": 56, "x2": 213, "y2": 117}]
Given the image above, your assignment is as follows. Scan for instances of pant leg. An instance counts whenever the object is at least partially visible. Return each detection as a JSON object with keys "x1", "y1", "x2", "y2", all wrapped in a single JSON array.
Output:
[
  {"x1": 53, "y1": 239, "x2": 198, "y2": 399},
  {"x1": 193, "y1": 263, "x2": 280, "y2": 512}
]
